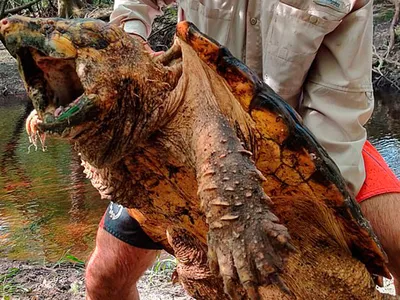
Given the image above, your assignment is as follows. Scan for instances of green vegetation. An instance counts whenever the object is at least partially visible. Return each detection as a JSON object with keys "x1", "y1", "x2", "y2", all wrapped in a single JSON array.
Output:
[
  {"x1": 53, "y1": 250, "x2": 85, "y2": 268},
  {"x1": 69, "y1": 280, "x2": 81, "y2": 295},
  {"x1": 0, "y1": 267, "x2": 30, "y2": 298},
  {"x1": 148, "y1": 255, "x2": 177, "y2": 284},
  {"x1": 374, "y1": 8, "x2": 395, "y2": 24}
]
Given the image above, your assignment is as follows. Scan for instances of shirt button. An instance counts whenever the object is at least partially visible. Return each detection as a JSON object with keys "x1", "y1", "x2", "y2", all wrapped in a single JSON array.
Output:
[
  {"x1": 250, "y1": 17, "x2": 258, "y2": 25},
  {"x1": 309, "y1": 15, "x2": 318, "y2": 24}
]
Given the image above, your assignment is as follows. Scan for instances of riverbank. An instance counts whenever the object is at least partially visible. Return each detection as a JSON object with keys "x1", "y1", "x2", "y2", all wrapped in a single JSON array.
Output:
[
  {"x1": 0, "y1": 258, "x2": 396, "y2": 299},
  {"x1": 0, "y1": 257, "x2": 192, "y2": 299}
]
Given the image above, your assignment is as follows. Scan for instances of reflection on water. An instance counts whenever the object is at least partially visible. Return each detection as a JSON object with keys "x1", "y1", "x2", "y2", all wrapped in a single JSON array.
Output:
[
  {"x1": 0, "y1": 92, "x2": 399, "y2": 263},
  {"x1": 0, "y1": 97, "x2": 107, "y2": 262},
  {"x1": 367, "y1": 91, "x2": 400, "y2": 178}
]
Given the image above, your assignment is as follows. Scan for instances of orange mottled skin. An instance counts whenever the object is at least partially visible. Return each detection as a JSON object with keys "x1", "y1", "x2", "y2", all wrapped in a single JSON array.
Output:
[{"x1": 0, "y1": 16, "x2": 395, "y2": 299}]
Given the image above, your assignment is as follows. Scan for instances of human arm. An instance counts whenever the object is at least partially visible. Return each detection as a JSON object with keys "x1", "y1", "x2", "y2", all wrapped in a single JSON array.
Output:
[{"x1": 110, "y1": 0, "x2": 176, "y2": 39}]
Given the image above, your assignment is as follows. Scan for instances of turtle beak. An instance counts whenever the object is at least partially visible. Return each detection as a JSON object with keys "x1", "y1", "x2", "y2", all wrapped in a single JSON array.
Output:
[
  {"x1": 0, "y1": 16, "x2": 90, "y2": 137},
  {"x1": 0, "y1": 16, "x2": 77, "y2": 59},
  {"x1": 1, "y1": 16, "x2": 119, "y2": 138}
]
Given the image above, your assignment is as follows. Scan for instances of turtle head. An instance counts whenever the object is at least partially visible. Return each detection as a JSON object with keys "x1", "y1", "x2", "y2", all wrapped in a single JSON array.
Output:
[
  {"x1": 0, "y1": 16, "x2": 79, "y2": 58},
  {"x1": 1, "y1": 16, "x2": 180, "y2": 167}
]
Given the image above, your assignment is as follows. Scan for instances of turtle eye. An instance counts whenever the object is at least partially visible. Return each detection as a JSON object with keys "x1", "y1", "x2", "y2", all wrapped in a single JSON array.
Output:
[{"x1": 41, "y1": 24, "x2": 54, "y2": 35}]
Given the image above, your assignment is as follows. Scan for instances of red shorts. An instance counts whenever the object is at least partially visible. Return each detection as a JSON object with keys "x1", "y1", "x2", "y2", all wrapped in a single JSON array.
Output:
[{"x1": 356, "y1": 141, "x2": 400, "y2": 202}]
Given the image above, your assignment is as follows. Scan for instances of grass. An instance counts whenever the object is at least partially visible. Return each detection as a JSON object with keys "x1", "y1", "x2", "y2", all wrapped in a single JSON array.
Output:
[
  {"x1": 0, "y1": 250, "x2": 84, "y2": 298},
  {"x1": 52, "y1": 250, "x2": 85, "y2": 269},
  {"x1": 0, "y1": 250, "x2": 85, "y2": 299},
  {"x1": 374, "y1": 8, "x2": 395, "y2": 24},
  {"x1": 147, "y1": 254, "x2": 177, "y2": 284},
  {"x1": 69, "y1": 280, "x2": 82, "y2": 295},
  {"x1": 0, "y1": 267, "x2": 30, "y2": 299}
]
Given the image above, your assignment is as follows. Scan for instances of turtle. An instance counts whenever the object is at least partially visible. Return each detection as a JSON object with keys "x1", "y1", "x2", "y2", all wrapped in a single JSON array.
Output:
[{"x1": 0, "y1": 15, "x2": 395, "y2": 299}]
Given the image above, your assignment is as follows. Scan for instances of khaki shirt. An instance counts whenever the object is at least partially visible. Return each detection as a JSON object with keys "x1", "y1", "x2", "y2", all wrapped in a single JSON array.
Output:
[{"x1": 110, "y1": 0, "x2": 374, "y2": 195}]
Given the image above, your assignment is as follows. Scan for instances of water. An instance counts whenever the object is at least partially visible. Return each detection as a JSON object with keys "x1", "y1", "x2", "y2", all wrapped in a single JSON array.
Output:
[
  {"x1": 367, "y1": 91, "x2": 400, "y2": 176},
  {"x1": 0, "y1": 96, "x2": 107, "y2": 262},
  {"x1": 0, "y1": 92, "x2": 399, "y2": 263}
]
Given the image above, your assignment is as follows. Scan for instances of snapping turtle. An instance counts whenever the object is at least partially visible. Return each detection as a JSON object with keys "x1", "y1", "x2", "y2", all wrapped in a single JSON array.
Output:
[{"x1": 0, "y1": 16, "x2": 395, "y2": 299}]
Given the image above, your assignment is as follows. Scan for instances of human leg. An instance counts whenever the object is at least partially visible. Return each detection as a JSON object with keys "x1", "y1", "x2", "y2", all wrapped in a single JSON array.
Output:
[
  {"x1": 85, "y1": 202, "x2": 163, "y2": 300},
  {"x1": 357, "y1": 141, "x2": 400, "y2": 295},
  {"x1": 360, "y1": 193, "x2": 400, "y2": 294},
  {"x1": 85, "y1": 228, "x2": 160, "y2": 300}
]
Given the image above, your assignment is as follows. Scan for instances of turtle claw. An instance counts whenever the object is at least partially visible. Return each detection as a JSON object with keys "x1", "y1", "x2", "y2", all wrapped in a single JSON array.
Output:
[{"x1": 207, "y1": 204, "x2": 293, "y2": 299}]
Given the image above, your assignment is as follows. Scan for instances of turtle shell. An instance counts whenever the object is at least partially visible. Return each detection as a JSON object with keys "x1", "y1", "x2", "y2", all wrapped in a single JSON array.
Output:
[{"x1": 176, "y1": 21, "x2": 389, "y2": 279}]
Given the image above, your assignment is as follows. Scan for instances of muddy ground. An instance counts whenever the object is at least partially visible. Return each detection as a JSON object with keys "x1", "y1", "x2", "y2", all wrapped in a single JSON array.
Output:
[
  {"x1": 0, "y1": 257, "x2": 193, "y2": 299},
  {"x1": 0, "y1": 257, "x2": 395, "y2": 299},
  {"x1": 0, "y1": 2, "x2": 399, "y2": 299}
]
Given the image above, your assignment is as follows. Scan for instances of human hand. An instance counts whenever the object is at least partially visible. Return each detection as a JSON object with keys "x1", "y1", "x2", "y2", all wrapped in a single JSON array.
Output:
[{"x1": 129, "y1": 33, "x2": 164, "y2": 57}]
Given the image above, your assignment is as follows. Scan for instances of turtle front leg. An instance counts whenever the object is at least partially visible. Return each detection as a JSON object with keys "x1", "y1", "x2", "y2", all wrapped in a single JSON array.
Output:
[{"x1": 192, "y1": 114, "x2": 294, "y2": 299}]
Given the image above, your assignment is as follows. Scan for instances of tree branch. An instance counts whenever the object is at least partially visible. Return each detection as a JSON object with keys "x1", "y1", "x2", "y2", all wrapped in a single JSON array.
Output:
[
  {"x1": 372, "y1": 44, "x2": 400, "y2": 91},
  {"x1": 0, "y1": 0, "x2": 8, "y2": 19},
  {"x1": 3, "y1": 0, "x2": 39, "y2": 15},
  {"x1": 47, "y1": 0, "x2": 57, "y2": 12},
  {"x1": 387, "y1": 0, "x2": 400, "y2": 56}
]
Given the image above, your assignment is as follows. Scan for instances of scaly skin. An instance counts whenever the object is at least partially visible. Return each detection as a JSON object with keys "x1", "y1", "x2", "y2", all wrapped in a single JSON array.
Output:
[
  {"x1": 0, "y1": 16, "x2": 395, "y2": 299},
  {"x1": 175, "y1": 21, "x2": 390, "y2": 279}
]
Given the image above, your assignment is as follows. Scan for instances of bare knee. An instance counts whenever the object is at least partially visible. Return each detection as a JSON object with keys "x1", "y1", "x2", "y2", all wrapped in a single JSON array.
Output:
[{"x1": 85, "y1": 228, "x2": 159, "y2": 300}]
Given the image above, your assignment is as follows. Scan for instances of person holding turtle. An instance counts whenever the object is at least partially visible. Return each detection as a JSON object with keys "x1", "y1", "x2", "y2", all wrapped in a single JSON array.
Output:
[{"x1": 85, "y1": 1, "x2": 400, "y2": 299}]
